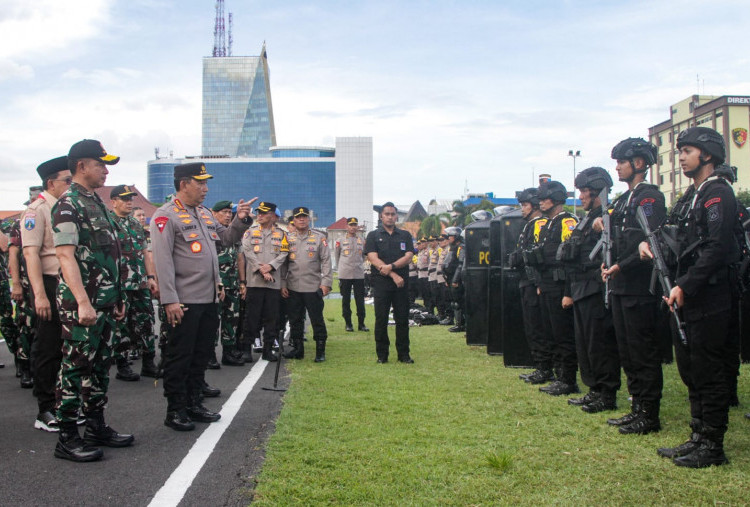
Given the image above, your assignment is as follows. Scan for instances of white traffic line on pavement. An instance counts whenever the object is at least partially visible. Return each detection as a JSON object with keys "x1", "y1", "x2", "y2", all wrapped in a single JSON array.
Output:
[{"x1": 148, "y1": 360, "x2": 270, "y2": 507}]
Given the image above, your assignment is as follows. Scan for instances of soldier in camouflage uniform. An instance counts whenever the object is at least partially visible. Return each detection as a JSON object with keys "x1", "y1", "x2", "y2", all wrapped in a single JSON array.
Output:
[
  {"x1": 10, "y1": 210, "x2": 36, "y2": 388},
  {"x1": 51, "y1": 139, "x2": 134, "y2": 462},
  {"x1": 211, "y1": 200, "x2": 245, "y2": 366},
  {"x1": 109, "y1": 185, "x2": 159, "y2": 380},
  {"x1": 0, "y1": 220, "x2": 18, "y2": 368}
]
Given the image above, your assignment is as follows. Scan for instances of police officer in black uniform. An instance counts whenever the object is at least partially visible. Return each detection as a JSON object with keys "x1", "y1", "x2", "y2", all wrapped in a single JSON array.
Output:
[
  {"x1": 449, "y1": 231, "x2": 467, "y2": 333},
  {"x1": 560, "y1": 167, "x2": 620, "y2": 413},
  {"x1": 364, "y1": 202, "x2": 415, "y2": 363},
  {"x1": 643, "y1": 127, "x2": 740, "y2": 468},
  {"x1": 603, "y1": 137, "x2": 666, "y2": 435},
  {"x1": 512, "y1": 188, "x2": 553, "y2": 384},
  {"x1": 535, "y1": 181, "x2": 580, "y2": 396},
  {"x1": 442, "y1": 227, "x2": 463, "y2": 330}
]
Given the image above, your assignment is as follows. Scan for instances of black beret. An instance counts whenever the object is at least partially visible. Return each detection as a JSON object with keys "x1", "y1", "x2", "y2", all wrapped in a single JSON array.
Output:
[{"x1": 36, "y1": 156, "x2": 68, "y2": 180}]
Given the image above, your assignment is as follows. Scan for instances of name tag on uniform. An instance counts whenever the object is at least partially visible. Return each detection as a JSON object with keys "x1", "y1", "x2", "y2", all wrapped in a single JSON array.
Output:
[{"x1": 400, "y1": 242, "x2": 406, "y2": 250}]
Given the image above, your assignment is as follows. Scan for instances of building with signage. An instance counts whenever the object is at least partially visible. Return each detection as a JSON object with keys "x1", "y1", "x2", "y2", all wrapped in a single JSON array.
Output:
[
  {"x1": 648, "y1": 95, "x2": 750, "y2": 204},
  {"x1": 148, "y1": 137, "x2": 373, "y2": 230}
]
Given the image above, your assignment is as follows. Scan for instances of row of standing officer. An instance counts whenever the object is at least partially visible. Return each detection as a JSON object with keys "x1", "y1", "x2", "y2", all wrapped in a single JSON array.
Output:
[
  {"x1": 512, "y1": 127, "x2": 745, "y2": 469},
  {"x1": 414, "y1": 231, "x2": 465, "y2": 332}
]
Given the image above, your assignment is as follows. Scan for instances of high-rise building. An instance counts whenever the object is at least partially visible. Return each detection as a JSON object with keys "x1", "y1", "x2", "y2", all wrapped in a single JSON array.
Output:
[
  {"x1": 202, "y1": 43, "x2": 276, "y2": 157},
  {"x1": 648, "y1": 94, "x2": 750, "y2": 204}
]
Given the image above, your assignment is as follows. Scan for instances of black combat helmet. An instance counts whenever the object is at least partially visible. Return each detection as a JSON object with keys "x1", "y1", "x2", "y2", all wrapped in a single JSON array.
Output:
[
  {"x1": 470, "y1": 210, "x2": 493, "y2": 222},
  {"x1": 537, "y1": 180, "x2": 567, "y2": 205},
  {"x1": 714, "y1": 163, "x2": 738, "y2": 184},
  {"x1": 611, "y1": 137, "x2": 658, "y2": 170},
  {"x1": 676, "y1": 127, "x2": 726, "y2": 165},
  {"x1": 575, "y1": 166, "x2": 613, "y2": 191},
  {"x1": 515, "y1": 187, "x2": 540, "y2": 207}
]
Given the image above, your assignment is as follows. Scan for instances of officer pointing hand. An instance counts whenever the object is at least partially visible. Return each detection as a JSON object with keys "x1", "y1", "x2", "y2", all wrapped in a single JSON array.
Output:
[{"x1": 235, "y1": 197, "x2": 259, "y2": 221}]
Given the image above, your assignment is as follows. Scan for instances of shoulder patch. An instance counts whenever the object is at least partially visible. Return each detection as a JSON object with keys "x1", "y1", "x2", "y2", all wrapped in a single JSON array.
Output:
[
  {"x1": 154, "y1": 216, "x2": 168, "y2": 233},
  {"x1": 704, "y1": 197, "x2": 721, "y2": 208}
]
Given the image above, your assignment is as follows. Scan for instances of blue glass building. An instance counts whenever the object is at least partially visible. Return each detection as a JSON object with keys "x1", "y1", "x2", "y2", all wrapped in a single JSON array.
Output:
[{"x1": 202, "y1": 43, "x2": 276, "y2": 157}]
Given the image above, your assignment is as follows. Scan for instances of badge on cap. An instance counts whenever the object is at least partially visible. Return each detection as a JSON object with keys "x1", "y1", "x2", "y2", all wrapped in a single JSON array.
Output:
[{"x1": 191, "y1": 241, "x2": 202, "y2": 253}]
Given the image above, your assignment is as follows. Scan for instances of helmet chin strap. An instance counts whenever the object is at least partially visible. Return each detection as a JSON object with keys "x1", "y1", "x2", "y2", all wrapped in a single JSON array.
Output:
[{"x1": 684, "y1": 156, "x2": 708, "y2": 178}]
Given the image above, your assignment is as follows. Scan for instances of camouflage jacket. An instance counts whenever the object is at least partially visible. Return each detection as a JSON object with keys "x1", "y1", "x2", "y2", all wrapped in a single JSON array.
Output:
[
  {"x1": 0, "y1": 219, "x2": 14, "y2": 283},
  {"x1": 9, "y1": 219, "x2": 29, "y2": 287},
  {"x1": 52, "y1": 182, "x2": 122, "y2": 309},
  {"x1": 110, "y1": 212, "x2": 148, "y2": 291},
  {"x1": 217, "y1": 240, "x2": 240, "y2": 289}
]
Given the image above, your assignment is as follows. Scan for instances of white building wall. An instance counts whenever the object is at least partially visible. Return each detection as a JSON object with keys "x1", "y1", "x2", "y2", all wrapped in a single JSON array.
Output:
[{"x1": 335, "y1": 137, "x2": 374, "y2": 232}]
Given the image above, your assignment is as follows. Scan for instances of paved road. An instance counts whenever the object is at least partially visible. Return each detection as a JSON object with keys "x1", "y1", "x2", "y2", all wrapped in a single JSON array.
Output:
[{"x1": 0, "y1": 343, "x2": 288, "y2": 506}]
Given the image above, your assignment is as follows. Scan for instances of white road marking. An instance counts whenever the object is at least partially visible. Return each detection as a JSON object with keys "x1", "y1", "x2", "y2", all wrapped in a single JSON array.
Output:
[{"x1": 148, "y1": 360, "x2": 270, "y2": 507}]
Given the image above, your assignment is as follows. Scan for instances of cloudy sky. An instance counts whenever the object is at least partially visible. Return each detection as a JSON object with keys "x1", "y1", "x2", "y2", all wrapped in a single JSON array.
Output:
[{"x1": 1, "y1": 0, "x2": 749, "y2": 209}]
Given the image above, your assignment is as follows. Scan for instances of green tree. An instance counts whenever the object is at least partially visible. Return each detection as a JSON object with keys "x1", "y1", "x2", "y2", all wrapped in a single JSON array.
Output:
[
  {"x1": 419, "y1": 213, "x2": 451, "y2": 237},
  {"x1": 736, "y1": 189, "x2": 750, "y2": 208}
]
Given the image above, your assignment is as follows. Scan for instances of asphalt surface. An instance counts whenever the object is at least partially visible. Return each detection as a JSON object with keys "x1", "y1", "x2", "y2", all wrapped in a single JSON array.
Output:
[{"x1": 0, "y1": 343, "x2": 289, "y2": 506}]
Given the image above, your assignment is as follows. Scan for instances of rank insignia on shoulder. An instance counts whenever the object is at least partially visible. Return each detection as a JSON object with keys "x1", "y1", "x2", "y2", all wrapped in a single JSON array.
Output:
[
  {"x1": 179, "y1": 214, "x2": 190, "y2": 218},
  {"x1": 252, "y1": 230, "x2": 262, "y2": 237},
  {"x1": 205, "y1": 220, "x2": 214, "y2": 225},
  {"x1": 181, "y1": 219, "x2": 192, "y2": 224},
  {"x1": 188, "y1": 233, "x2": 198, "y2": 238}
]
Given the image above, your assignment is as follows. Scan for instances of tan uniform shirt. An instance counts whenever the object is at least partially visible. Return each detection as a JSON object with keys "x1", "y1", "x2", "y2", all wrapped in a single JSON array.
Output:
[
  {"x1": 334, "y1": 233, "x2": 365, "y2": 280},
  {"x1": 282, "y1": 228, "x2": 333, "y2": 292},
  {"x1": 417, "y1": 248, "x2": 429, "y2": 279},
  {"x1": 428, "y1": 247, "x2": 439, "y2": 282},
  {"x1": 242, "y1": 224, "x2": 288, "y2": 289},
  {"x1": 20, "y1": 191, "x2": 60, "y2": 276},
  {"x1": 436, "y1": 246, "x2": 449, "y2": 284},
  {"x1": 151, "y1": 196, "x2": 249, "y2": 305}
]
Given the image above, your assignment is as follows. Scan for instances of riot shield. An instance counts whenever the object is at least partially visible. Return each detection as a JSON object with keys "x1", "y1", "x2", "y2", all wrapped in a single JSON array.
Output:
[{"x1": 463, "y1": 220, "x2": 490, "y2": 346}]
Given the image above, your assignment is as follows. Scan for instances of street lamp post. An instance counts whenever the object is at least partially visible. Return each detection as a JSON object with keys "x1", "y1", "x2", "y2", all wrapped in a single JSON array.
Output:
[{"x1": 568, "y1": 149, "x2": 581, "y2": 215}]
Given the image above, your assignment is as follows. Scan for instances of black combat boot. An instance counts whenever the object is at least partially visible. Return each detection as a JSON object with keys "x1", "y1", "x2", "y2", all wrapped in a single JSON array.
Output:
[
  {"x1": 187, "y1": 391, "x2": 221, "y2": 423},
  {"x1": 221, "y1": 346, "x2": 245, "y2": 366},
  {"x1": 658, "y1": 418, "x2": 703, "y2": 459},
  {"x1": 55, "y1": 421, "x2": 104, "y2": 462},
  {"x1": 115, "y1": 356, "x2": 140, "y2": 381},
  {"x1": 19, "y1": 359, "x2": 33, "y2": 388},
  {"x1": 568, "y1": 390, "x2": 599, "y2": 407},
  {"x1": 15, "y1": 357, "x2": 21, "y2": 377},
  {"x1": 164, "y1": 409, "x2": 195, "y2": 431},
  {"x1": 261, "y1": 339, "x2": 278, "y2": 362},
  {"x1": 83, "y1": 411, "x2": 134, "y2": 447},
  {"x1": 607, "y1": 399, "x2": 641, "y2": 426},
  {"x1": 240, "y1": 338, "x2": 254, "y2": 363},
  {"x1": 345, "y1": 320, "x2": 354, "y2": 332},
  {"x1": 358, "y1": 319, "x2": 369, "y2": 332},
  {"x1": 526, "y1": 369, "x2": 555, "y2": 385},
  {"x1": 284, "y1": 338, "x2": 304, "y2": 359},
  {"x1": 140, "y1": 352, "x2": 158, "y2": 378},
  {"x1": 314, "y1": 341, "x2": 326, "y2": 363},
  {"x1": 206, "y1": 348, "x2": 220, "y2": 369},
  {"x1": 619, "y1": 400, "x2": 661, "y2": 435},
  {"x1": 200, "y1": 379, "x2": 221, "y2": 398},
  {"x1": 439, "y1": 314, "x2": 453, "y2": 325},
  {"x1": 540, "y1": 380, "x2": 580, "y2": 396},
  {"x1": 582, "y1": 391, "x2": 617, "y2": 413},
  {"x1": 673, "y1": 426, "x2": 729, "y2": 468},
  {"x1": 519, "y1": 369, "x2": 538, "y2": 381}
]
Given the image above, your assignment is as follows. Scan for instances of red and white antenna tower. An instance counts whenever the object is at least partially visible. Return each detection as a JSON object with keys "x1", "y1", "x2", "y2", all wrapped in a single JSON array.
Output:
[
  {"x1": 212, "y1": 0, "x2": 226, "y2": 57},
  {"x1": 228, "y1": 12, "x2": 233, "y2": 56}
]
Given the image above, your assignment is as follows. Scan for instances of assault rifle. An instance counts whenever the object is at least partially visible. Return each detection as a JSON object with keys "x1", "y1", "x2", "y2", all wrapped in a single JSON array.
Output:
[
  {"x1": 588, "y1": 187, "x2": 612, "y2": 309},
  {"x1": 635, "y1": 206, "x2": 688, "y2": 346}
]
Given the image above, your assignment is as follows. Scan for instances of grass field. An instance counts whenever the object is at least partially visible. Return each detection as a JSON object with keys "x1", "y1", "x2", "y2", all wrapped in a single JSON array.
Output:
[{"x1": 249, "y1": 299, "x2": 750, "y2": 505}]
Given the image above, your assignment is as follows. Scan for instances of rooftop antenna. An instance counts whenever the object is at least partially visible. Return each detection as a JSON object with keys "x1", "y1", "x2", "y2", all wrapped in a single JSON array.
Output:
[
  {"x1": 154, "y1": 147, "x2": 160, "y2": 160},
  {"x1": 228, "y1": 12, "x2": 233, "y2": 56},
  {"x1": 212, "y1": 0, "x2": 226, "y2": 57}
]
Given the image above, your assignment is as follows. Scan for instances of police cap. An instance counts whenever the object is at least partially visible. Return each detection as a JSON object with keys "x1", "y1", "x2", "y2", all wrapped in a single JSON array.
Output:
[
  {"x1": 174, "y1": 162, "x2": 213, "y2": 180},
  {"x1": 110, "y1": 184, "x2": 137, "y2": 199},
  {"x1": 68, "y1": 139, "x2": 120, "y2": 165},
  {"x1": 347, "y1": 217, "x2": 358, "y2": 225},
  {"x1": 256, "y1": 201, "x2": 277, "y2": 213},
  {"x1": 293, "y1": 206, "x2": 310, "y2": 217}
]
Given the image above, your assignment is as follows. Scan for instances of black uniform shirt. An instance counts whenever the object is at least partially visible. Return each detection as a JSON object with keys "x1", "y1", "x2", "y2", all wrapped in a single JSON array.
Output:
[{"x1": 364, "y1": 226, "x2": 414, "y2": 291}]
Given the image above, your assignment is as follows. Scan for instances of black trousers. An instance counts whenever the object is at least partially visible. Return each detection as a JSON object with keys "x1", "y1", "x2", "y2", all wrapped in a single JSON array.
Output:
[
  {"x1": 429, "y1": 280, "x2": 441, "y2": 314},
  {"x1": 408, "y1": 276, "x2": 419, "y2": 305},
  {"x1": 373, "y1": 286, "x2": 410, "y2": 360},
  {"x1": 451, "y1": 283, "x2": 464, "y2": 312},
  {"x1": 520, "y1": 284, "x2": 552, "y2": 370},
  {"x1": 674, "y1": 308, "x2": 734, "y2": 432},
  {"x1": 163, "y1": 303, "x2": 218, "y2": 411},
  {"x1": 538, "y1": 285, "x2": 577, "y2": 384},
  {"x1": 31, "y1": 275, "x2": 62, "y2": 413},
  {"x1": 611, "y1": 294, "x2": 663, "y2": 403},
  {"x1": 573, "y1": 292, "x2": 620, "y2": 394},
  {"x1": 245, "y1": 287, "x2": 280, "y2": 348},
  {"x1": 339, "y1": 278, "x2": 366, "y2": 326},
  {"x1": 288, "y1": 291, "x2": 327, "y2": 343},
  {"x1": 418, "y1": 277, "x2": 432, "y2": 311}
]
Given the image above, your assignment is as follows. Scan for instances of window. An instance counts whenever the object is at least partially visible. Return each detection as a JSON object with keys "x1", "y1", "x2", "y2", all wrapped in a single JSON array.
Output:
[{"x1": 658, "y1": 135, "x2": 663, "y2": 146}]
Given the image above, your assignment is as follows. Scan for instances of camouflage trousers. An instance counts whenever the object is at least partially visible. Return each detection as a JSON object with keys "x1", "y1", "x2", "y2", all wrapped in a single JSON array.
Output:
[
  {"x1": 14, "y1": 285, "x2": 36, "y2": 361},
  {"x1": 55, "y1": 308, "x2": 116, "y2": 424},
  {"x1": 112, "y1": 289, "x2": 156, "y2": 358},
  {"x1": 0, "y1": 279, "x2": 19, "y2": 356},
  {"x1": 158, "y1": 304, "x2": 169, "y2": 351},
  {"x1": 217, "y1": 288, "x2": 240, "y2": 348}
]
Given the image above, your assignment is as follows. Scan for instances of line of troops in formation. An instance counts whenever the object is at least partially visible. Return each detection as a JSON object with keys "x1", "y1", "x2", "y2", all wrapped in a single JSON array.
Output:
[
  {"x1": 500, "y1": 128, "x2": 749, "y2": 469},
  {"x1": 1, "y1": 138, "x2": 464, "y2": 464}
]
